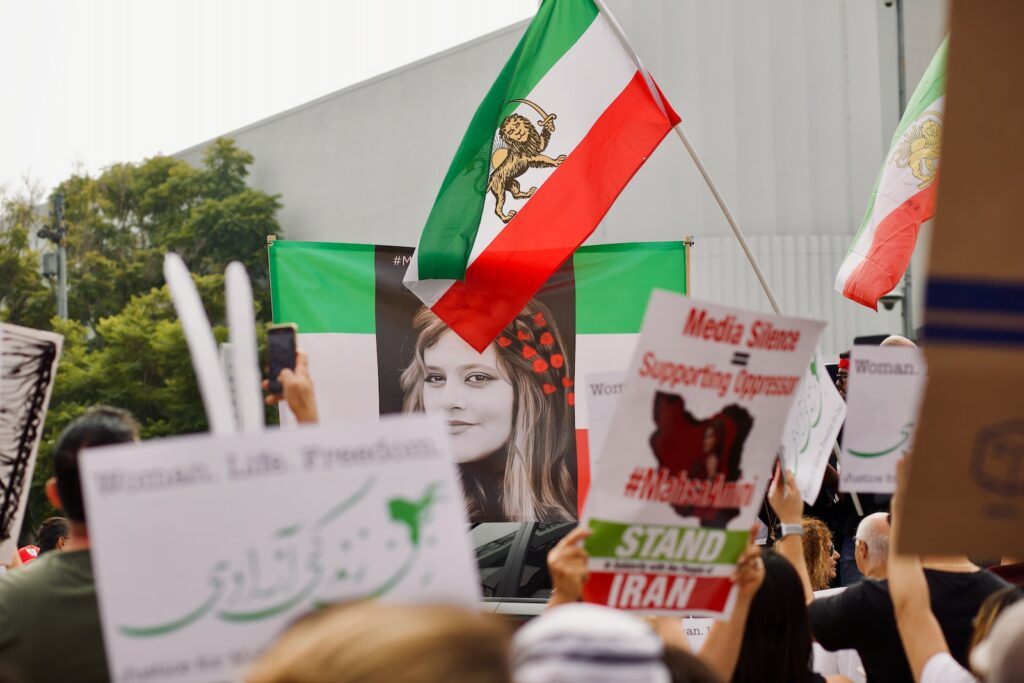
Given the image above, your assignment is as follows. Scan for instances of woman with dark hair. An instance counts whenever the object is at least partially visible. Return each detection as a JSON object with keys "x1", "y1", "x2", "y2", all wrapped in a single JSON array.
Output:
[
  {"x1": 731, "y1": 551, "x2": 837, "y2": 683},
  {"x1": 400, "y1": 299, "x2": 576, "y2": 522},
  {"x1": 728, "y1": 467, "x2": 851, "y2": 683},
  {"x1": 36, "y1": 517, "x2": 70, "y2": 556}
]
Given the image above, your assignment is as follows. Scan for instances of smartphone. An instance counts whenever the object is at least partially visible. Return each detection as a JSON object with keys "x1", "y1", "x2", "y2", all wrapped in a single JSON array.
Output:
[{"x1": 267, "y1": 323, "x2": 298, "y2": 394}]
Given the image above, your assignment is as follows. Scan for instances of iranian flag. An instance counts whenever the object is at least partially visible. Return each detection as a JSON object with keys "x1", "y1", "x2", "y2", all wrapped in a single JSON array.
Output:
[
  {"x1": 404, "y1": 0, "x2": 680, "y2": 352},
  {"x1": 269, "y1": 239, "x2": 687, "y2": 517},
  {"x1": 836, "y1": 37, "x2": 947, "y2": 308}
]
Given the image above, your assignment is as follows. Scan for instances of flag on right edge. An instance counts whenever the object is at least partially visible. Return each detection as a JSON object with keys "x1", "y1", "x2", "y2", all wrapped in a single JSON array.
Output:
[{"x1": 835, "y1": 37, "x2": 947, "y2": 309}]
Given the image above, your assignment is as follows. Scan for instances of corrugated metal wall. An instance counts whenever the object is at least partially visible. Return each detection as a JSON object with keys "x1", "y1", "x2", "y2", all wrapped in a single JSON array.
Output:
[{"x1": 689, "y1": 234, "x2": 905, "y2": 358}]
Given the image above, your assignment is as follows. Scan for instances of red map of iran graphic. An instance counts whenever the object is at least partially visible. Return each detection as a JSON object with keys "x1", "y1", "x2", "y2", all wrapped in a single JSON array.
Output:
[{"x1": 647, "y1": 392, "x2": 753, "y2": 528}]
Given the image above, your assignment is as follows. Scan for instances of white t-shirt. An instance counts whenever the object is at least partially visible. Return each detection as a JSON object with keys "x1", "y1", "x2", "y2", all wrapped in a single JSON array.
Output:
[{"x1": 921, "y1": 653, "x2": 977, "y2": 683}]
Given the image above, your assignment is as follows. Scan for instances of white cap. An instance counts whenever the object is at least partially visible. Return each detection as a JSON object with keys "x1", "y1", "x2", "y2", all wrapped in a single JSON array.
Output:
[{"x1": 512, "y1": 604, "x2": 670, "y2": 683}]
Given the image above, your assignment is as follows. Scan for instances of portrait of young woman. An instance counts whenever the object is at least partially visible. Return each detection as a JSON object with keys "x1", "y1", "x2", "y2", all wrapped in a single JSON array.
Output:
[{"x1": 398, "y1": 299, "x2": 578, "y2": 523}]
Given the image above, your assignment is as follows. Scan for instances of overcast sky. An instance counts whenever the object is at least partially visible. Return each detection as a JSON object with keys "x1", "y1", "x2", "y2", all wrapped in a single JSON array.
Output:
[{"x1": 0, "y1": 0, "x2": 535, "y2": 196}]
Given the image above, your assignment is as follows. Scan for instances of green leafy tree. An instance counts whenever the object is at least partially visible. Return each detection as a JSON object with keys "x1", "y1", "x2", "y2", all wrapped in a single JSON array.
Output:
[
  {"x1": 1, "y1": 138, "x2": 283, "y2": 540},
  {"x1": 0, "y1": 186, "x2": 54, "y2": 329}
]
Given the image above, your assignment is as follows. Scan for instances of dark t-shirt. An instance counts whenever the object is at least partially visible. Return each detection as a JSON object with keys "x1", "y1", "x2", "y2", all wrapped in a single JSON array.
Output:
[
  {"x1": 810, "y1": 568, "x2": 1009, "y2": 683},
  {"x1": 0, "y1": 550, "x2": 109, "y2": 683}
]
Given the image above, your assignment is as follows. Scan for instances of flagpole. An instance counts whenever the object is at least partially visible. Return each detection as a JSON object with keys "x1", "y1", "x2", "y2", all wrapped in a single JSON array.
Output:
[
  {"x1": 670, "y1": 124, "x2": 782, "y2": 315},
  {"x1": 591, "y1": 0, "x2": 782, "y2": 315},
  {"x1": 593, "y1": 0, "x2": 863, "y2": 514}
]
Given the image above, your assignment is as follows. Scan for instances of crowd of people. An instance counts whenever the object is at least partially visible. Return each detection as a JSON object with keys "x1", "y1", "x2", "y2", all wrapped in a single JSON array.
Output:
[{"x1": 0, "y1": 341, "x2": 1022, "y2": 683}]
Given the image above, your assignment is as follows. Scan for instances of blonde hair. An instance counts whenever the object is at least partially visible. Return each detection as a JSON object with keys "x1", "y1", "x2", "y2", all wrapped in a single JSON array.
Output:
[
  {"x1": 801, "y1": 517, "x2": 835, "y2": 591},
  {"x1": 246, "y1": 602, "x2": 513, "y2": 683},
  {"x1": 400, "y1": 301, "x2": 576, "y2": 521}
]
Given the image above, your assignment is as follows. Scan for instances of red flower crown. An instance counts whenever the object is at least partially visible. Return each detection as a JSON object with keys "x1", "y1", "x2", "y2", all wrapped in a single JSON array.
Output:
[{"x1": 496, "y1": 310, "x2": 575, "y2": 406}]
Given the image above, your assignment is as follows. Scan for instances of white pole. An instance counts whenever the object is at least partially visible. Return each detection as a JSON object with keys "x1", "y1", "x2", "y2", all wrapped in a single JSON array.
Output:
[
  {"x1": 671, "y1": 125, "x2": 782, "y2": 315},
  {"x1": 226, "y1": 262, "x2": 265, "y2": 434},
  {"x1": 592, "y1": 0, "x2": 867, "y2": 513},
  {"x1": 591, "y1": 0, "x2": 781, "y2": 314}
]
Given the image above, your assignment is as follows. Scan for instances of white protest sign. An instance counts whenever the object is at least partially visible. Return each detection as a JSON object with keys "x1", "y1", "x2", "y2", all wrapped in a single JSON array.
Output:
[
  {"x1": 585, "y1": 370, "x2": 627, "y2": 465},
  {"x1": 0, "y1": 323, "x2": 63, "y2": 564},
  {"x1": 685, "y1": 617, "x2": 714, "y2": 652},
  {"x1": 81, "y1": 415, "x2": 478, "y2": 683},
  {"x1": 581, "y1": 292, "x2": 824, "y2": 616},
  {"x1": 780, "y1": 352, "x2": 847, "y2": 504},
  {"x1": 841, "y1": 346, "x2": 927, "y2": 493}
]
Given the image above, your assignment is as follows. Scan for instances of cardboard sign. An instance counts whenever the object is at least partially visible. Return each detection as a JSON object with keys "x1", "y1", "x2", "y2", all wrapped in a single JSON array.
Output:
[
  {"x1": 899, "y1": 0, "x2": 1024, "y2": 558},
  {"x1": 581, "y1": 292, "x2": 823, "y2": 616},
  {"x1": 841, "y1": 346, "x2": 926, "y2": 494},
  {"x1": 585, "y1": 369, "x2": 627, "y2": 466},
  {"x1": 81, "y1": 415, "x2": 478, "y2": 683},
  {"x1": 780, "y1": 352, "x2": 846, "y2": 504},
  {"x1": 0, "y1": 323, "x2": 63, "y2": 564}
]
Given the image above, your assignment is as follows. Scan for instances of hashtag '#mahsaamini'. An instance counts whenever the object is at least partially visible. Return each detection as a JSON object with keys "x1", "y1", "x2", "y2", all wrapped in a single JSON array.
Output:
[{"x1": 624, "y1": 467, "x2": 644, "y2": 498}]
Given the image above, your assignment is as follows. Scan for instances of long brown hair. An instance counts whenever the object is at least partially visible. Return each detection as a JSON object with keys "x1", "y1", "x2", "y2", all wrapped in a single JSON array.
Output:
[{"x1": 400, "y1": 300, "x2": 576, "y2": 521}]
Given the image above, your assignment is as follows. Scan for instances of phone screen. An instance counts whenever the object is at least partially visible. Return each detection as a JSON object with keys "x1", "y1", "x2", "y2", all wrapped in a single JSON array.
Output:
[{"x1": 267, "y1": 325, "x2": 297, "y2": 394}]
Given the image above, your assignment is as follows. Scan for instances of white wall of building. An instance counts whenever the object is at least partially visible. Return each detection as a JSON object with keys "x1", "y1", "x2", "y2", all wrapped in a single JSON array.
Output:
[{"x1": 177, "y1": 0, "x2": 947, "y2": 357}]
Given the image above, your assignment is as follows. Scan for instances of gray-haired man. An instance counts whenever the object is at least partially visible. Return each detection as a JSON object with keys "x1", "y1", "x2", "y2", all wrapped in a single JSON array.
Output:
[{"x1": 854, "y1": 512, "x2": 891, "y2": 580}]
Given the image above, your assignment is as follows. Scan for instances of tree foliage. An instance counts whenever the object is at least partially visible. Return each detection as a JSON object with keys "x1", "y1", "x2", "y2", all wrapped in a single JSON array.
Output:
[{"x1": 0, "y1": 138, "x2": 282, "y2": 539}]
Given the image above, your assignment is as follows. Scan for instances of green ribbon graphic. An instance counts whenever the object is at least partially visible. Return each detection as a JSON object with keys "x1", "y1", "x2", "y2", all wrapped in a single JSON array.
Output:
[{"x1": 848, "y1": 423, "x2": 914, "y2": 458}]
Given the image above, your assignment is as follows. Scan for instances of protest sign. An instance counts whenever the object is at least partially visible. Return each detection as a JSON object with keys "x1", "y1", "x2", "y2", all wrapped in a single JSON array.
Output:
[
  {"x1": 581, "y1": 292, "x2": 824, "y2": 616},
  {"x1": 585, "y1": 369, "x2": 627, "y2": 468},
  {"x1": 0, "y1": 323, "x2": 63, "y2": 564},
  {"x1": 840, "y1": 346, "x2": 926, "y2": 494},
  {"x1": 269, "y1": 240, "x2": 687, "y2": 522},
  {"x1": 81, "y1": 415, "x2": 478, "y2": 683},
  {"x1": 899, "y1": 0, "x2": 1024, "y2": 558},
  {"x1": 781, "y1": 352, "x2": 846, "y2": 504}
]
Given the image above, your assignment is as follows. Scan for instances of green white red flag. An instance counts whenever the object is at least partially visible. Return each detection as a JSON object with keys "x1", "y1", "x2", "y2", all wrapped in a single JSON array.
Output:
[
  {"x1": 403, "y1": 0, "x2": 680, "y2": 352},
  {"x1": 835, "y1": 37, "x2": 947, "y2": 309}
]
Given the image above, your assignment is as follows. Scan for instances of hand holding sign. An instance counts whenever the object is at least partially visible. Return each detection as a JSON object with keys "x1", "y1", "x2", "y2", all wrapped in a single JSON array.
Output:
[{"x1": 547, "y1": 527, "x2": 593, "y2": 609}]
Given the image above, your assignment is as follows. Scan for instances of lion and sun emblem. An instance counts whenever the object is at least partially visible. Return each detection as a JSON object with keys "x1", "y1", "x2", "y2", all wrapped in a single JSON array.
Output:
[
  {"x1": 488, "y1": 99, "x2": 567, "y2": 223},
  {"x1": 892, "y1": 110, "x2": 942, "y2": 189}
]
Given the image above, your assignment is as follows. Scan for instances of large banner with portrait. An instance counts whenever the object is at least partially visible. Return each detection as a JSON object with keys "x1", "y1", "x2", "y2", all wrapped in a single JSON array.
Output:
[{"x1": 269, "y1": 240, "x2": 688, "y2": 523}]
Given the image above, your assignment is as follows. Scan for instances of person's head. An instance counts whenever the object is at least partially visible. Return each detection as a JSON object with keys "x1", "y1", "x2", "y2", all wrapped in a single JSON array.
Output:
[
  {"x1": 47, "y1": 406, "x2": 139, "y2": 524},
  {"x1": 512, "y1": 604, "x2": 670, "y2": 683},
  {"x1": 969, "y1": 586, "x2": 1024, "y2": 658},
  {"x1": 801, "y1": 517, "x2": 838, "y2": 591},
  {"x1": 880, "y1": 335, "x2": 917, "y2": 348},
  {"x1": 400, "y1": 301, "x2": 575, "y2": 521},
  {"x1": 835, "y1": 351, "x2": 850, "y2": 400},
  {"x1": 733, "y1": 550, "x2": 816, "y2": 682},
  {"x1": 972, "y1": 599, "x2": 1024, "y2": 683},
  {"x1": 854, "y1": 512, "x2": 890, "y2": 579},
  {"x1": 36, "y1": 516, "x2": 70, "y2": 554},
  {"x1": 247, "y1": 602, "x2": 512, "y2": 683}
]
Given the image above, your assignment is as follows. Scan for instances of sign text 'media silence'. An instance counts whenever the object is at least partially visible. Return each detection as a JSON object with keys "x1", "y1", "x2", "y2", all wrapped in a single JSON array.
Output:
[{"x1": 683, "y1": 308, "x2": 802, "y2": 351}]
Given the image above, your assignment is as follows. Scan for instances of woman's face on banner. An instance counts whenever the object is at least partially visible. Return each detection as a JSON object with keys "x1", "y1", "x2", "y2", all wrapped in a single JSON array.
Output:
[{"x1": 422, "y1": 331, "x2": 514, "y2": 463}]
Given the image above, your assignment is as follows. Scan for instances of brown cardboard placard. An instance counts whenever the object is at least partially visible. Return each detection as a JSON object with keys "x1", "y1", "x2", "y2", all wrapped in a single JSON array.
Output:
[{"x1": 899, "y1": 0, "x2": 1024, "y2": 558}]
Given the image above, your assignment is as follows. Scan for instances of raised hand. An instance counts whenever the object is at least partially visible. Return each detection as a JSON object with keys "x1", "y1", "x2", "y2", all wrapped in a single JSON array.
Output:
[{"x1": 546, "y1": 526, "x2": 593, "y2": 609}]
